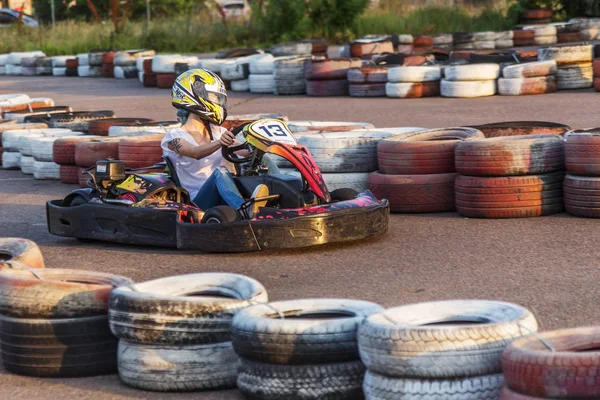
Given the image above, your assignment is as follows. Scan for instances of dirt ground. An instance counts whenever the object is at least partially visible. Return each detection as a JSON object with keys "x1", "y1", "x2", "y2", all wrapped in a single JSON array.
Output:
[{"x1": 1, "y1": 76, "x2": 599, "y2": 399}]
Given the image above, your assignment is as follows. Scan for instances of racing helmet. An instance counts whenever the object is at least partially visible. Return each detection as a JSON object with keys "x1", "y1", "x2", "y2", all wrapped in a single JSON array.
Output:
[{"x1": 171, "y1": 69, "x2": 228, "y2": 125}]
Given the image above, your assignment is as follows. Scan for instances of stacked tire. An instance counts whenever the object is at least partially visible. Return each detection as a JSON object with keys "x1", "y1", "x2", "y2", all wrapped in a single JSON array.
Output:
[
  {"x1": 0, "y1": 266, "x2": 131, "y2": 377},
  {"x1": 114, "y1": 49, "x2": 155, "y2": 80},
  {"x1": 3, "y1": 128, "x2": 71, "y2": 171},
  {"x1": 16, "y1": 129, "x2": 81, "y2": 178},
  {"x1": 501, "y1": 326, "x2": 600, "y2": 399},
  {"x1": 455, "y1": 134, "x2": 565, "y2": 218},
  {"x1": 108, "y1": 120, "x2": 179, "y2": 137},
  {"x1": 0, "y1": 123, "x2": 48, "y2": 168},
  {"x1": 248, "y1": 54, "x2": 278, "y2": 94},
  {"x1": 442, "y1": 64, "x2": 499, "y2": 98},
  {"x1": 526, "y1": 25, "x2": 557, "y2": 45},
  {"x1": 499, "y1": 60, "x2": 558, "y2": 96},
  {"x1": 75, "y1": 138, "x2": 120, "y2": 187},
  {"x1": 76, "y1": 53, "x2": 89, "y2": 77},
  {"x1": 369, "y1": 128, "x2": 483, "y2": 213},
  {"x1": 556, "y1": 21, "x2": 582, "y2": 43},
  {"x1": 53, "y1": 136, "x2": 101, "y2": 184},
  {"x1": 6, "y1": 51, "x2": 45, "y2": 75},
  {"x1": 232, "y1": 298, "x2": 383, "y2": 399},
  {"x1": 468, "y1": 121, "x2": 570, "y2": 138},
  {"x1": 348, "y1": 66, "x2": 389, "y2": 97},
  {"x1": 580, "y1": 18, "x2": 600, "y2": 41},
  {"x1": 386, "y1": 66, "x2": 441, "y2": 98},
  {"x1": 65, "y1": 57, "x2": 78, "y2": 77},
  {"x1": 495, "y1": 31, "x2": 514, "y2": 49},
  {"x1": 350, "y1": 39, "x2": 394, "y2": 60},
  {"x1": 513, "y1": 29, "x2": 536, "y2": 47},
  {"x1": 118, "y1": 135, "x2": 165, "y2": 168},
  {"x1": 101, "y1": 51, "x2": 115, "y2": 78},
  {"x1": 452, "y1": 32, "x2": 477, "y2": 50},
  {"x1": 88, "y1": 117, "x2": 155, "y2": 136},
  {"x1": 594, "y1": 58, "x2": 600, "y2": 91},
  {"x1": 46, "y1": 111, "x2": 116, "y2": 132},
  {"x1": 359, "y1": 300, "x2": 538, "y2": 400},
  {"x1": 540, "y1": 44, "x2": 593, "y2": 90},
  {"x1": 139, "y1": 57, "x2": 156, "y2": 87},
  {"x1": 4, "y1": 106, "x2": 71, "y2": 123},
  {"x1": 563, "y1": 129, "x2": 600, "y2": 217},
  {"x1": 87, "y1": 49, "x2": 107, "y2": 77},
  {"x1": 305, "y1": 58, "x2": 361, "y2": 97},
  {"x1": 21, "y1": 57, "x2": 39, "y2": 76},
  {"x1": 52, "y1": 56, "x2": 71, "y2": 76},
  {"x1": 35, "y1": 57, "x2": 53, "y2": 76},
  {"x1": 274, "y1": 57, "x2": 307, "y2": 95},
  {"x1": 108, "y1": 273, "x2": 267, "y2": 392},
  {"x1": 398, "y1": 34, "x2": 415, "y2": 54}
]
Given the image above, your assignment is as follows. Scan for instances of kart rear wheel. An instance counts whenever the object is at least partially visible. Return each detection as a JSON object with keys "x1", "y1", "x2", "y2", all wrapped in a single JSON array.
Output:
[
  {"x1": 68, "y1": 195, "x2": 88, "y2": 207},
  {"x1": 201, "y1": 206, "x2": 240, "y2": 224},
  {"x1": 330, "y1": 188, "x2": 359, "y2": 202}
]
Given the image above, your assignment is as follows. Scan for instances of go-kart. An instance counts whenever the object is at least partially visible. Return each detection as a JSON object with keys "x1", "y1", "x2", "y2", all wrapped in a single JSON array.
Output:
[{"x1": 46, "y1": 119, "x2": 390, "y2": 252}]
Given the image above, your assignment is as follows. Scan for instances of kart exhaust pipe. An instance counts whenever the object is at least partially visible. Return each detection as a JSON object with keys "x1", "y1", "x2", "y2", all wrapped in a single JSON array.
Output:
[{"x1": 102, "y1": 199, "x2": 135, "y2": 206}]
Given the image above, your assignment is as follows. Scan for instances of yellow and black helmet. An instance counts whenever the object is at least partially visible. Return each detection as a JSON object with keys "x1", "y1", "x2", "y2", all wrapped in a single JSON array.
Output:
[{"x1": 171, "y1": 69, "x2": 228, "y2": 125}]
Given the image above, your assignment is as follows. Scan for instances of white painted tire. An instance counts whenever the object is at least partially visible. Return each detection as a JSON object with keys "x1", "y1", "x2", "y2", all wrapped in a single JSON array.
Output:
[
  {"x1": 0, "y1": 66, "x2": 6, "y2": 75},
  {"x1": 4, "y1": 129, "x2": 78, "y2": 152},
  {"x1": 52, "y1": 67, "x2": 66, "y2": 76},
  {"x1": 77, "y1": 66, "x2": 90, "y2": 77},
  {"x1": 0, "y1": 54, "x2": 8, "y2": 66},
  {"x1": 51, "y1": 56, "x2": 71, "y2": 68},
  {"x1": 534, "y1": 36, "x2": 558, "y2": 45},
  {"x1": 444, "y1": 64, "x2": 500, "y2": 81},
  {"x1": 135, "y1": 56, "x2": 153, "y2": 72},
  {"x1": 280, "y1": 169, "x2": 370, "y2": 192},
  {"x1": 270, "y1": 42, "x2": 312, "y2": 57},
  {"x1": 76, "y1": 53, "x2": 89, "y2": 67},
  {"x1": 35, "y1": 66, "x2": 52, "y2": 76},
  {"x1": 502, "y1": 60, "x2": 557, "y2": 78},
  {"x1": 108, "y1": 122, "x2": 180, "y2": 137},
  {"x1": 8, "y1": 51, "x2": 45, "y2": 65},
  {"x1": 18, "y1": 134, "x2": 44, "y2": 156},
  {"x1": 557, "y1": 64, "x2": 593, "y2": 89},
  {"x1": 22, "y1": 67, "x2": 36, "y2": 76},
  {"x1": 114, "y1": 50, "x2": 156, "y2": 66},
  {"x1": 32, "y1": 160, "x2": 60, "y2": 180},
  {"x1": 441, "y1": 79, "x2": 497, "y2": 98},
  {"x1": 152, "y1": 54, "x2": 182, "y2": 73},
  {"x1": 473, "y1": 31, "x2": 496, "y2": 41},
  {"x1": 473, "y1": 41, "x2": 496, "y2": 50},
  {"x1": 220, "y1": 59, "x2": 246, "y2": 81},
  {"x1": 117, "y1": 340, "x2": 238, "y2": 392},
  {"x1": 524, "y1": 25, "x2": 557, "y2": 36},
  {"x1": 387, "y1": 66, "x2": 441, "y2": 83},
  {"x1": 249, "y1": 54, "x2": 275, "y2": 74},
  {"x1": 88, "y1": 66, "x2": 102, "y2": 77},
  {"x1": 498, "y1": 76, "x2": 557, "y2": 95},
  {"x1": 273, "y1": 57, "x2": 306, "y2": 79},
  {"x1": 538, "y1": 44, "x2": 593, "y2": 64},
  {"x1": 230, "y1": 79, "x2": 249, "y2": 92},
  {"x1": 0, "y1": 94, "x2": 30, "y2": 108},
  {"x1": 114, "y1": 66, "x2": 137, "y2": 79},
  {"x1": 201, "y1": 59, "x2": 229, "y2": 73},
  {"x1": 581, "y1": 28, "x2": 600, "y2": 41},
  {"x1": 495, "y1": 40, "x2": 514, "y2": 49},
  {"x1": 2, "y1": 151, "x2": 20, "y2": 169},
  {"x1": 138, "y1": 71, "x2": 144, "y2": 83},
  {"x1": 495, "y1": 31, "x2": 514, "y2": 40},
  {"x1": 6, "y1": 65, "x2": 22, "y2": 75},
  {"x1": 385, "y1": 82, "x2": 440, "y2": 98},
  {"x1": 338, "y1": 45, "x2": 351, "y2": 58},
  {"x1": 19, "y1": 155, "x2": 34, "y2": 175},
  {"x1": 432, "y1": 34, "x2": 452, "y2": 45},
  {"x1": 248, "y1": 74, "x2": 275, "y2": 94},
  {"x1": 32, "y1": 137, "x2": 66, "y2": 162}
]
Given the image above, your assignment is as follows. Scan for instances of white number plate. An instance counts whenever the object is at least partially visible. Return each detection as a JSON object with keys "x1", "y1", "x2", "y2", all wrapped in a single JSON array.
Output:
[{"x1": 250, "y1": 120, "x2": 297, "y2": 145}]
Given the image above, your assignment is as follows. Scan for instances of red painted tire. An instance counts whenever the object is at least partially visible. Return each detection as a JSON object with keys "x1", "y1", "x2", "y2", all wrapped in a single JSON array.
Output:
[
  {"x1": 350, "y1": 41, "x2": 393, "y2": 58},
  {"x1": 143, "y1": 72, "x2": 157, "y2": 87},
  {"x1": 306, "y1": 79, "x2": 349, "y2": 96},
  {"x1": 348, "y1": 83, "x2": 386, "y2": 97},
  {"x1": 65, "y1": 58, "x2": 78, "y2": 69},
  {"x1": 413, "y1": 36, "x2": 433, "y2": 48},
  {"x1": 558, "y1": 32, "x2": 582, "y2": 43},
  {"x1": 101, "y1": 63, "x2": 114, "y2": 78},
  {"x1": 142, "y1": 58, "x2": 153, "y2": 74},
  {"x1": 0, "y1": 238, "x2": 44, "y2": 270},
  {"x1": 565, "y1": 129, "x2": 600, "y2": 175},
  {"x1": 500, "y1": 387, "x2": 549, "y2": 400},
  {"x1": 514, "y1": 38, "x2": 537, "y2": 47},
  {"x1": 156, "y1": 73, "x2": 176, "y2": 89},
  {"x1": 455, "y1": 135, "x2": 565, "y2": 177},
  {"x1": 377, "y1": 127, "x2": 484, "y2": 175},
  {"x1": 304, "y1": 58, "x2": 361, "y2": 80},
  {"x1": 594, "y1": 60, "x2": 600, "y2": 77},
  {"x1": 53, "y1": 136, "x2": 101, "y2": 165},
  {"x1": 101, "y1": 52, "x2": 115, "y2": 64},
  {"x1": 513, "y1": 30, "x2": 535, "y2": 40},
  {"x1": 563, "y1": 175, "x2": 600, "y2": 217},
  {"x1": 59, "y1": 165, "x2": 80, "y2": 184},
  {"x1": 468, "y1": 121, "x2": 570, "y2": 138},
  {"x1": 75, "y1": 139, "x2": 120, "y2": 167},
  {"x1": 502, "y1": 327, "x2": 600, "y2": 398},
  {"x1": 88, "y1": 118, "x2": 155, "y2": 137},
  {"x1": 368, "y1": 172, "x2": 457, "y2": 213},
  {"x1": 347, "y1": 66, "x2": 390, "y2": 83},
  {"x1": 78, "y1": 167, "x2": 91, "y2": 188},
  {"x1": 118, "y1": 134, "x2": 164, "y2": 168},
  {"x1": 595, "y1": 77, "x2": 600, "y2": 92},
  {"x1": 455, "y1": 172, "x2": 564, "y2": 218}
]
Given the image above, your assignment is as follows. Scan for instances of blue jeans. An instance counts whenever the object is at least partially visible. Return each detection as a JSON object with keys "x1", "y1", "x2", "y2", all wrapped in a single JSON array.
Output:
[{"x1": 192, "y1": 155, "x2": 282, "y2": 210}]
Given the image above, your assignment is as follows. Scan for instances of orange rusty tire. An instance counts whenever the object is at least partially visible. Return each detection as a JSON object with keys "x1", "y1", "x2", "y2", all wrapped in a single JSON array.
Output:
[
  {"x1": 88, "y1": 118, "x2": 155, "y2": 137},
  {"x1": 368, "y1": 172, "x2": 457, "y2": 213},
  {"x1": 306, "y1": 79, "x2": 349, "y2": 96},
  {"x1": 500, "y1": 387, "x2": 549, "y2": 400},
  {"x1": 377, "y1": 127, "x2": 484, "y2": 175},
  {"x1": 467, "y1": 121, "x2": 570, "y2": 138},
  {"x1": 304, "y1": 58, "x2": 362, "y2": 80},
  {"x1": 385, "y1": 81, "x2": 441, "y2": 98},
  {"x1": 348, "y1": 83, "x2": 386, "y2": 97},
  {"x1": 0, "y1": 238, "x2": 44, "y2": 270},
  {"x1": 558, "y1": 32, "x2": 582, "y2": 43},
  {"x1": 455, "y1": 135, "x2": 565, "y2": 177},
  {"x1": 156, "y1": 73, "x2": 177, "y2": 89},
  {"x1": 513, "y1": 30, "x2": 535, "y2": 40},
  {"x1": 143, "y1": 72, "x2": 157, "y2": 87},
  {"x1": 563, "y1": 175, "x2": 600, "y2": 217},
  {"x1": 347, "y1": 66, "x2": 390, "y2": 83},
  {"x1": 118, "y1": 135, "x2": 164, "y2": 168},
  {"x1": 75, "y1": 139, "x2": 120, "y2": 167},
  {"x1": 455, "y1": 173, "x2": 564, "y2": 218},
  {"x1": 53, "y1": 136, "x2": 101, "y2": 165},
  {"x1": 0, "y1": 268, "x2": 132, "y2": 318},
  {"x1": 59, "y1": 165, "x2": 80, "y2": 184},
  {"x1": 350, "y1": 41, "x2": 393, "y2": 58},
  {"x1": 101, "y1": 51, "x2": 115, "y2": 64},
  {"x1": 413, "y1": 36, "x2": 433, "y2": 48},
  {"x1": 497, "y1": 76, "x2": 558, "y2": 96},
  {"x1": 565, "y1": 129, "x2": 600, "y2": 175},
  {"x1": 513, "y1": 38, "x2": 537, "y2": 47},
  {"x1": 502, "y1": 327, "x2": 600, "y2": 398}
]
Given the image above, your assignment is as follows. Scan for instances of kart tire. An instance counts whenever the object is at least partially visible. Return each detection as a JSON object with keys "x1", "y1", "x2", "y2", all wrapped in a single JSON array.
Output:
[
  {"x1": 455, "y1": 134, "x2": 565, "y2": 176},
  {"x1": 377, "y1": 127, "x2": 484, "y2": 175},
  {"x1": 18, "y1": 133, "x2": 44, "y2": 156},
  {"x1": 48, "y1": 111, "x2": 116, "y2": 132},
  {"x1": 0, "y1": 268, "x2": 132, "y2": 318},
  {"x1": 385, "y1": 81, "x2": 441, "y2": 98},
  {"x1": 118, "y1": 134, "x2": 164, "y2": 168},
  {"x1": 304, "y1": 58, "x2": 362, "y2": 80},
  {"x1": 349, "y1": 83, "x2": 386, "y2": 97},
  {"x1": 358, "y1": 300, "x2": 537, "y2": 379},
  {"x1": 156, "y1": 73, "x2": 177, "y2": 89},
  {"x1": 468, "y1": 121, "x2": 569, "y2": 138},
  {"x1": 118, "y1": 340, "x2": 238, "y2": 392},
  {"x1": 538, "y1": 43, "x2": 593, "y2": 65},
  {"x1": 231, "y1": 298, "x2": 383, "y2": 365},
  {"x1": 230, "y1": 79, "x2": 249, "y2": 92},
  {"x1": 347, "y1": 66, "x2": 390, "y2": 83},
  {"x1": 75, "y1": 139, "x2": 120, "y2": 167},
  {"x1": 363, "y1": 370, "x2": 505, "y2": 400},
  {"x1": 33, "y1": 160, "x2": 60, "y2": 180},
  {"x1": 88, "y1": 117, "x2": 155, "y2": 136},
  {"x1": 330, "y1": 188, "x2": 359, "y2": 201},
  {"x1": 52, "y1": 67, "x2": 66, "y2": 76},
  {"x1": 498, "y1": 76, "x2": 558, "y2": 96},
  {"x1": 238, "y1": 358, "x2": 365, "y2": 400},
  {"x1": 59, "y1": 165, "x2": 80, "y2": 184},
  {"x1": 387, "y1": 66, "x2": 442, "y2": 83},
  {"x1": 564, "y1": 175, "x2": 600, "y2": 217},
  {"x1": 248, "y1": 74, "x2": 275, "y2": 94},
  {"x1": 20, "y1": 155, "x2": 34, "y2": 174},
  {"x1": 0, "y1": 315, "x2": 118, "y2": 377},
  {"x1": 441, "y1": 79, "x2": 497, "y2": 98},
  {"x1": 444, "y1": 64, "x2": 500, "y2": 81},
  {"x1": 1, "y1": 151, "x2": 20, "y2": 169},
  {"x1": 151, "y1": 54, "x2": 186, "y2": 73},
  {"x1": 565, "y1": 129, "x2": 600, "y2": 175},
  {"x1": 368, "y1": 172, "x2": 457, "y2": 213},
  {"x1": 53, "y1": 136, "x2": 102, "y2": 165},
  {"x1": 0, "y1": 237, "x2": 44, "y2": 270},
  {"x1": 201, "y1": 206, "x2": 241, "y2": 224},
  {"x1": 455, "y1": 172, "x2": 564, "y2": 218},
  {"x1": 502, "y1": 326, "x2": 600, "y2": 398},
  {"x1": 350, "y1": 40, "x2": 394, "y2": 58},
  {"x1": 108, "y1": 273, "x2": 268, "y2": 345},
  {"x1": 33, "y1": 136, "x2": 84, "y2": 162}
]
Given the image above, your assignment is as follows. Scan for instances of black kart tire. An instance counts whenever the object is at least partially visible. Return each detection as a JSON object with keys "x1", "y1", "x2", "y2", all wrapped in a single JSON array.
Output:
[
  {"x1": 330, "y1": 188, "x2": 359, "y2": 201},
  {"x1": 201, "y1": 205, "x2": 241, "y2": 223}
]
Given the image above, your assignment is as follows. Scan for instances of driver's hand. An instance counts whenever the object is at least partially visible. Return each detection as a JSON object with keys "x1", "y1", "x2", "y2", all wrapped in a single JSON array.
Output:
[{"x1": 220, "y1": 131, "x2": 235, "y2": 147}]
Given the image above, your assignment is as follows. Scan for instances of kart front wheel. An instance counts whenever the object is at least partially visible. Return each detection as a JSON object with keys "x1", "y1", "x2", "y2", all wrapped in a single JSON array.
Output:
[
  {"x1": 201, "y1": 206, "x2": 241, "y2": 224},
  {"x1": 330, "y1": 188, "x2": 359, "y2": 202},
  {"x1": 68, "y1": 195, "x2": 88, "y2": 206}
]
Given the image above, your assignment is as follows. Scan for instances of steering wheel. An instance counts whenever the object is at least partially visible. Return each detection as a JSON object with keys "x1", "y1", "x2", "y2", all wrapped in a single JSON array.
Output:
[{"x1": 221, "y1": 122, "x2": 253, "y2": 164}]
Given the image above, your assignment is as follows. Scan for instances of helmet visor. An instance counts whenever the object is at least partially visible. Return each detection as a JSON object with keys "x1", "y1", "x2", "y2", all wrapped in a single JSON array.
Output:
[{"x1": 207, "y1": 91, "x2": 228, "y2": 109}]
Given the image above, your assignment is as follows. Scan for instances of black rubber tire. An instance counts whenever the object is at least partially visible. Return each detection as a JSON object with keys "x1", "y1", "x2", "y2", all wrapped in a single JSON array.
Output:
[
  {"x1": 0, "y1": 315, "x2": 118, "y2": 377},
  {"x1": 330, "y1": 188, "x2": 359, "y2": 201},
  {"x1": 68, "y1": 194, "x2": 88, "y2": 206},
  {"x1": 201, "y1": 206, "x2": 240, "y2": 223}
]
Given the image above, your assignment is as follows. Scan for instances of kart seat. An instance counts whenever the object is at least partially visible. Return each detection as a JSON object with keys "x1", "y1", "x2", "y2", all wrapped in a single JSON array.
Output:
[{"x1": 163, "y1": 156, "x2": 182, "y2": 187}]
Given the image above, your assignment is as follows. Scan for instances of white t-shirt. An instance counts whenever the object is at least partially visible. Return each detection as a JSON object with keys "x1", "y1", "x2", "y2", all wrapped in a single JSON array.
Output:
[{"x1": 161, "y1": 125, "x2": 227, "y2": 198}]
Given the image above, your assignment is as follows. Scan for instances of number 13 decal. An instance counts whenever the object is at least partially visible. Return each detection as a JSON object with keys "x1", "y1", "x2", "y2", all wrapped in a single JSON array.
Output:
[{"x1": 258, "y1": 124, "x2": 288, "y2": 137}]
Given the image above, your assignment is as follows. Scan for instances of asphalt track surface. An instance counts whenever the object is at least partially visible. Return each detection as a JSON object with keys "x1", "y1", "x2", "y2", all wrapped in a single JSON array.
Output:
[{"x1": 1, "y1": 76, "x2": 600, "y2": 399}]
